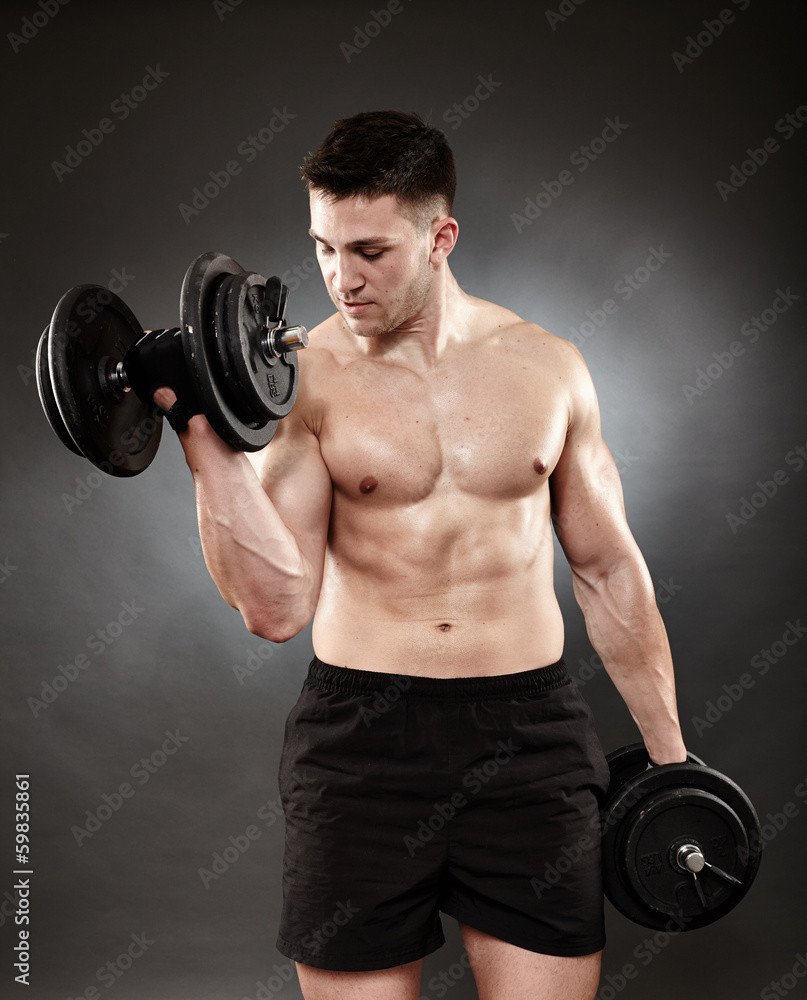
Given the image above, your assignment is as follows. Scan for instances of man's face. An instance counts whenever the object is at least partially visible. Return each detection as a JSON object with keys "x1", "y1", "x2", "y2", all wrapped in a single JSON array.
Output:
[{"x1": 308, "y1": 190, "x2": 436, "y2": 339}]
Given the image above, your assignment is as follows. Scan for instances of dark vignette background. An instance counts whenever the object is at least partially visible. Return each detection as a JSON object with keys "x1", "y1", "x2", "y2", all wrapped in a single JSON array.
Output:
[{"x1": 1, "y1": 1, "x2": 805, "y2": 998}]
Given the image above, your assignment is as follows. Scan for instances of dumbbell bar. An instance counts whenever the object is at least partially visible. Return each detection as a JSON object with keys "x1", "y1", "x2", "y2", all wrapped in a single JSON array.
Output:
[
  {"x1": 36, "y1": 251, "x2": 308, "y2": 477},
  {"x1": 602, "y1": 744, "x2": 762, "y2": 930}
]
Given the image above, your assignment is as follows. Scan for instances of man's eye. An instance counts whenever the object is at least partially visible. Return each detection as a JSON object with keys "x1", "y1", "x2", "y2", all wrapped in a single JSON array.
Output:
[{"x1": 360, "y1": 251, "x2": 383, "y2": 260}]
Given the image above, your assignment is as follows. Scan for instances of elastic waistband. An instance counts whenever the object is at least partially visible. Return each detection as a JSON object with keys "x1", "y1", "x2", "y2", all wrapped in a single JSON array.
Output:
[{"x1": 306, "y1": 656, "x2": 569, "y2": 701}]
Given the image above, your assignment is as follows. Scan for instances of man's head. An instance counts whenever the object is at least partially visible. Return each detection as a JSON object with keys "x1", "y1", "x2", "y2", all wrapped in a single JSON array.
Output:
[
  {"x1": 300, "y1": 110, "x2": 456, "y2": 233},
  {"x1": 301, "y1": 111, "x2": 458, "y2": 339}
]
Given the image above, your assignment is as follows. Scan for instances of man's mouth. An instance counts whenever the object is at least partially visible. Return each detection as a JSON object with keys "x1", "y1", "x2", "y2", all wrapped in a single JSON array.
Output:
[{"x1": 340, "y1": 299, "x2": 373, "y2": 313}]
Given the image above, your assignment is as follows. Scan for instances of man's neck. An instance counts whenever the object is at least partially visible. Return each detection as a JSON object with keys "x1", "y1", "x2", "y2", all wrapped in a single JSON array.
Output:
[{"x1": 357, "y1": 265, "x2": 471, "y2": 369}]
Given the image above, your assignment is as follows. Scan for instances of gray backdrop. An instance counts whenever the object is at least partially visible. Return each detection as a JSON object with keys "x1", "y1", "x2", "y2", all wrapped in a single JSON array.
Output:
[{"x1": 1, "y1": 1, "x2": 805, "y2": 998}]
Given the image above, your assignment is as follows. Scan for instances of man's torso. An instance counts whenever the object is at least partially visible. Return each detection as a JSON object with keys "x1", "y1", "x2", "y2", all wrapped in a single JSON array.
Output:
[{"x1": 296, "y1": 295, "x2": 577, "y2": 677}]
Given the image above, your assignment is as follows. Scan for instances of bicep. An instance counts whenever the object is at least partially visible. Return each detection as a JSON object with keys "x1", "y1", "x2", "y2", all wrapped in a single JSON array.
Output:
[
  {"x1": 246, "y1": 412, "x2": 333, "y2": 576},
  {"x1": 549, "y1": 352, "x2": 638, "y2": 578}
]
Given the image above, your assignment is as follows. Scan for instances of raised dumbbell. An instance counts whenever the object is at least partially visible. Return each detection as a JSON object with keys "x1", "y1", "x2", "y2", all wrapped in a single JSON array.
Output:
[
  {"x1": 602, "y1": 743, "x2": 762, "y2": 930},
  {"x1": 36, "y1": 251, "x2": 308, "y2": 477}
]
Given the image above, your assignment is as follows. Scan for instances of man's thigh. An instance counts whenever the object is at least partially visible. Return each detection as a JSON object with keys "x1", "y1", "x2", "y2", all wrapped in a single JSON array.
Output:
[
  {"x1": 295, "y1": 957, "x2": 425, "y2": 1000},
  {"x1": 460, "y1": 922, "x2": 601, "y2": 1000}
]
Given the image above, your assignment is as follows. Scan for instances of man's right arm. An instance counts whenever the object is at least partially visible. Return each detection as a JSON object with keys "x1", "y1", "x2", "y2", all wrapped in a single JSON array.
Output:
[{"x1": 172, "y1": 401, "x2": 332, "y2": 642}]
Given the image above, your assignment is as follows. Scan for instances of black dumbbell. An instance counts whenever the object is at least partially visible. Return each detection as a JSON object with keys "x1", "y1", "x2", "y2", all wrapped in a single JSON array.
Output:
[
  {"x1": 36, "y1": 251, "x2": 308, "y2": 477},
  {"x1": 602, "y1": 743, "x2": 762, "y2": 931}
]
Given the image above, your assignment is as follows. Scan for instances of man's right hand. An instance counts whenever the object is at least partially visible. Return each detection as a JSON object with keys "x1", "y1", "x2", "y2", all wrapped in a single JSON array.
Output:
[
  {"x1": 126, "y1": 329, "x2": 205, "y2": 435},
  {"x1": 153, "y1": 385, "x2": 177, "y2": 413},
  {"x1": 152, "y1": 384, "x2": 221, "y2": 445}
]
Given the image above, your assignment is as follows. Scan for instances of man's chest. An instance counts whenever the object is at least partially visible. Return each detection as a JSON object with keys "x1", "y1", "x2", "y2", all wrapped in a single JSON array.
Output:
[{"x1": 314, "y1": 349, "x2": 569, "y2": 503}]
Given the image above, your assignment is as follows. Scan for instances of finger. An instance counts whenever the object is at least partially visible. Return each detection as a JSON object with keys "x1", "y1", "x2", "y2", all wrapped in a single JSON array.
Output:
[{"x1": 153, "y1": 386, "x2": 177, "y2": 410}]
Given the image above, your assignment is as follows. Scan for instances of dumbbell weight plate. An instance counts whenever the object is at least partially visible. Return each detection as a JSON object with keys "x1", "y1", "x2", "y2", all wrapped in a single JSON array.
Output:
[
  {"x1": 36, "y1": 327, "x2": 82, "y2": 457},
  {"x1": 41, "y1": 285, "x2": 162, "y2": 477},
  {"x1": 222, "y1": 271, "x2": 299, "y2": 422},
  {"x1": 209, "y1": 271, "x2": 249, "y2": 421},
  {"x1": 604, "y1": 742, "x2": 706, "y2": 802},
  {"x1": 209, "y1": 270, "x2": 290, "y2": 425},
  {"x1": 623, "y1": 785, "x2": 748, "y2": 923},
  {"x1": 602, "y1": 756, "x2": 762, "y2": 931},
  {"x1": 179, "y1": 252, "x2": 279, "y2": 451}
]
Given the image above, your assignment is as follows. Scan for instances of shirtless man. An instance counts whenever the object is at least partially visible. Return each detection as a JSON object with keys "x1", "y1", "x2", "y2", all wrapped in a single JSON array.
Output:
[{"x1": 156, "y1": 111, "x2": 687, "y2": 1000}]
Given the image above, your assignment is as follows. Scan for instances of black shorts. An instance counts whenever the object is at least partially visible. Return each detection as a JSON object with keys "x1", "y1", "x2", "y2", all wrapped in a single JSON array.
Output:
[{"x1": 276, "y1": 656, "x2": 610, "y2": 972}]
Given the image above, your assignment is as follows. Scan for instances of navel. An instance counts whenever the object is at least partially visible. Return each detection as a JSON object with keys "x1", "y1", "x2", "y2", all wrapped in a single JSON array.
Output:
[
  {"x1": 360, "y1": 476, "x2": 378, "y2": 494},
  {"x1": 437, "y1": 623, "x2": 452, "y2": 632}
]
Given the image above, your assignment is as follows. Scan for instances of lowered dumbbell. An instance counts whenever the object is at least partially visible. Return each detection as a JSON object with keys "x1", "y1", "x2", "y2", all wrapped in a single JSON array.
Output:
[
  {"x1": 36, "y1": 251, "x2": 308, "y2": 477},
  {"x1": 602, "y1": 743, "x2": 762, "y2": 931}
]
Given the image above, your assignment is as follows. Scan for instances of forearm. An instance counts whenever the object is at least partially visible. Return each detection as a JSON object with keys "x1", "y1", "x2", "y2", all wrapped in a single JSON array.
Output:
[
  {"x1": 572, "y1": 557, "x2": 687, "y2": 764},
  {"x1": 178, "y1": 419, "x2": 317, "y2": 640}
]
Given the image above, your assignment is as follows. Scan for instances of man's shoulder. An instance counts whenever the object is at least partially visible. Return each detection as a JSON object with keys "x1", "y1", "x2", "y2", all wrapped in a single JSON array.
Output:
[
  {"x1": 468, "y1": 295, "x2": 586, "y2": 370},
  {"x1": 294, "y1": 313, "x2": 348, "y2": 374},
  {"x1": 304, "y1": 310, "x2": 342, "y2": 346}
]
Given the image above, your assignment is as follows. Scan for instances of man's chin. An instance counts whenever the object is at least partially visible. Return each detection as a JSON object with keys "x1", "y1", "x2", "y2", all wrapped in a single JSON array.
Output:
[{"x1": 338, "y1": 311, "x2": 387, "y2": 339}]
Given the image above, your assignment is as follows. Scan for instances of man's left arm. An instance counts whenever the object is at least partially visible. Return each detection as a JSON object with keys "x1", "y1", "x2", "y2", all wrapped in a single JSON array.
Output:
[{"x1": 549, "y1": 343, "x2": 687, "y2": 765}]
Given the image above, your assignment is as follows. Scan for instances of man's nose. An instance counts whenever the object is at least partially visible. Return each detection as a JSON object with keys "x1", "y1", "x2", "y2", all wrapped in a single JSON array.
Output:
[{"x1": 331, "y1": 255, "x2": 364, "y2": 296}]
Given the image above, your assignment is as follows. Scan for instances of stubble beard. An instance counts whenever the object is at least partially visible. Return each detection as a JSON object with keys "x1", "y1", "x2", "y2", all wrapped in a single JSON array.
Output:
[{"x1": 338, "y1": 256, "x2": 434, "y2": 339}]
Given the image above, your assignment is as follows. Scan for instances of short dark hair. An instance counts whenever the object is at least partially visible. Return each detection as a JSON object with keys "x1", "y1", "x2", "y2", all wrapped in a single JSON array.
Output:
[{"x1": 300, "y1": 110, "x2": 456, "y2": 230}]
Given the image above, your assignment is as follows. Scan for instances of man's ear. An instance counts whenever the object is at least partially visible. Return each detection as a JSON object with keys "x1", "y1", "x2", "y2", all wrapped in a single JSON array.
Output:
[{"x1": 430, "y1": 217, "x2": 458, "y2": 264}]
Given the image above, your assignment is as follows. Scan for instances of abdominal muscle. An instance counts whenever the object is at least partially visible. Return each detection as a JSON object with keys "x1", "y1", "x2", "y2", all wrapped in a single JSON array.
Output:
[{"x1": 311, "y1": 488, "x2": 566, "y2": 677}]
